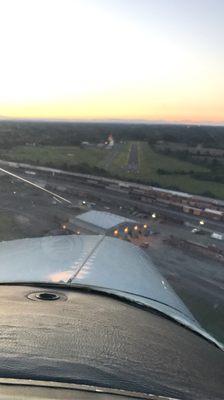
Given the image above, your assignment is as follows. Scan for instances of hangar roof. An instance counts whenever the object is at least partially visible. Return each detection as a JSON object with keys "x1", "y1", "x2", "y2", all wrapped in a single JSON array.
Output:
[{"x1": 76, "y1": 210, "x2": 136, "y2": 230}]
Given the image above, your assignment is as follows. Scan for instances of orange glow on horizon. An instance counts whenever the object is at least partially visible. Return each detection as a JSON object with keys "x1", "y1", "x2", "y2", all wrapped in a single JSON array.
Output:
[{"x1": 1, "y1": 97, "x2": 223, "y2": 125}]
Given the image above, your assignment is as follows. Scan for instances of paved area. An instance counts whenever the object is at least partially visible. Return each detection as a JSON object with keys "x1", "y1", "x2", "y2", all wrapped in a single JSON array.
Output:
[
  {"x1": 101, "y1": 144, "x2": 123, "y2": 169},
  {"x1": 0, "y1": 175, "x2": 77, "y2": 241},
  {"x1": 0, "y1": 170, "x2": 223, "y2": 345},
  {"x1": 144, "y1": 226, "x2": 224, "y2": 344},
  {"x1": 127, "y1": 143, "x2": 139, "y2": 172},
  {"x1": 44, "y1": 176, "x2": 224, "y2": 233}
]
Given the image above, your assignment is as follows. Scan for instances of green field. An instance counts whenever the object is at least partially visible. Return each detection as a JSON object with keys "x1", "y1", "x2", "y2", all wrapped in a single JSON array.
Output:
[
  {"x1": 109, "y1": 141, "x2": 224, "y2": 198},
  {"x1": 108, "y1": 143, "x2": 131, "y2": 174},
  {"x1": 0, "y1": 145, "x2": 109, "y2": 169},
  {"x1": 138, "y1": 143, "x2": 224, "y2": 198},
  {"x1": 1, "y1": 142, "x2": 224, "y2": 199}
]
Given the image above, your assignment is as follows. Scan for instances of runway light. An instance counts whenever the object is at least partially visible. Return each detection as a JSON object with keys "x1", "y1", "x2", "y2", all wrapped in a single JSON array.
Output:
[
  {"x1": 76, "y1": 231, "x2": 80, "y2": 235},
  {"x1": 199, "y1": 220, "x2": 205, "y2": 225},
  {"x1": 134, "y1": 225, "x2": 138, "y2": 231},
  {"x1": 124, "y1": 227, "x2": 129, "y2": 233},
  {"x1": 62, "y1": 224, "x2": 67, "y2": 230},
  {"x1": 82, "y1": 200, "x2": 86, "y2": 205},
  {"x1": 114, "y1": 229, "x2": 118, "y2": 236},
  {"x1": 143, "y1": 224, "x2": 148, "y2": 229},
  {"x1": 152, "y1": 213, "x2": 156, "y2": 219}
]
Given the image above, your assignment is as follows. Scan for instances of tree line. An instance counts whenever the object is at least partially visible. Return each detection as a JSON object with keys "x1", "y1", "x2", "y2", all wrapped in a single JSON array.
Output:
[{"x1": 0, "y1": 120, "x2": 224, "y2": 149}]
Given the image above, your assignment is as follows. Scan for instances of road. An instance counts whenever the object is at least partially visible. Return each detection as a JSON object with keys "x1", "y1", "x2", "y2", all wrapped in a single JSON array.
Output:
[
  {"x1": 0, "y1": 168, "x2": 223, "y2": 344},
  {"x1": 127, "y1": 143, "x2": 139, "y2": 172},
  {"x1": 147, "y1": 236, "x2": 224, "y2": 344},
  {"x1": 101, "y1": 144, "x2": 123, "y2": 170}
]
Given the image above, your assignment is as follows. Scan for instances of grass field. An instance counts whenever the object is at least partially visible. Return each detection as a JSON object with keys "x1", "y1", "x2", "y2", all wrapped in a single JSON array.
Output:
[
  {"x1": 109, "y1": 143, "x2": 131, "y2": 174},
  {"x1": 1, "y1": 142, "x2": 224, "y2": 198},
  {"x1": 0, "y1": 145, "x2": 108, "y2": 168},
  {"x1": 138, "y1": 142, "x2": 207, "y2": 175},
  {"x1": 109, "y1": 141, "x2": 224, "y2": 198},
  {"x1": 138, "y1": 142, "x2": 224, "y2": 198}
]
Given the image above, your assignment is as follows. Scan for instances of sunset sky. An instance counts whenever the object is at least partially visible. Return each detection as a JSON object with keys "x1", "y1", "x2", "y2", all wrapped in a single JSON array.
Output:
[{"x1": 0, "y1": 0, "x2": 224, "y2": 123}]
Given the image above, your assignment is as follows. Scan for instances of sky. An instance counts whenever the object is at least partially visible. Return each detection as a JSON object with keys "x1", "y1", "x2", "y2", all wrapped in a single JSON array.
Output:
[{"x1": 0, "y1": 0, "x2": 224, "y2": 123}]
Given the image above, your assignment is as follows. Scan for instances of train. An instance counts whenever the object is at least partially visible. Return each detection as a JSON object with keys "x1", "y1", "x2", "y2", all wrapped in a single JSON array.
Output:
[{"x1": 1, "y1": 159, "x2": 224, "y2": 222}]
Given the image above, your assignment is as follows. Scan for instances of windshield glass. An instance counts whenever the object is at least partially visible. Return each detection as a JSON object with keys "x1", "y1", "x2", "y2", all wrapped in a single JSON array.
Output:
[{"x1": 0, "y1": 0, "x2": 223, "y2": 395}]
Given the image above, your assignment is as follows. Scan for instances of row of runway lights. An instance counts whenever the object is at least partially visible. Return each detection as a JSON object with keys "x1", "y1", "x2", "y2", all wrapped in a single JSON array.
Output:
[
  {"x1": 61, "y1": 214, "x2": 205, "y2": 236},
  {"x1": 113, "y1": 213, "x2": 157, "y2": 237},
  {"x1": 113, "y1": 215, "x2": 205, "y2": 237},
  {"x1": 60, "y1": 213, "x2": 157, "y2": 236}
]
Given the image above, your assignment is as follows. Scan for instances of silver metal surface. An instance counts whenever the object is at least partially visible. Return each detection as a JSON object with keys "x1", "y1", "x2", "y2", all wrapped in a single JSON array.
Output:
[
  {"x1": 0, "y1": 378, "x2": 180, "y2": 399},
  {"x1": 0, "y1": 234, "x2": 222, "y2": 349},
  {"x1": 76, "y1": 210, "x2": 136, "y2": 230}
]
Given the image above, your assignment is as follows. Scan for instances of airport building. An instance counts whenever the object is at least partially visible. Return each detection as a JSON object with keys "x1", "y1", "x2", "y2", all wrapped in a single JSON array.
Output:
[
  {"x1": 106, "y1": 134, "x2": 114, "y2": 149},
  {"x1": 68, "y1": 210, "x2": 141, "y2": 237}
]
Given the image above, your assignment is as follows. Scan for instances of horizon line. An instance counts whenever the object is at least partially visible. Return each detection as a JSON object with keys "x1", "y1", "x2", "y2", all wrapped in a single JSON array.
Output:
[{"x1": 0, "y1": 116, "x2": 224, "y2": 127}]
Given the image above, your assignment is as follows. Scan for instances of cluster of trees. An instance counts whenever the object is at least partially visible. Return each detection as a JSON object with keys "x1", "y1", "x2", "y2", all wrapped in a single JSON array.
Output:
[
  {"x1": 156, "y1": 147, "x2": 224, "y2": 171},
  {"x1": 157, "y1": 168, "x2": 194, "y2": 176},
  {"x1": 0, "y1": 120, "x2": 223, "y2": 199},
  {"x1": 157, "y1": 164, "x2": 224, "y2": 186},
  {"x1": 192, "y1": 171, "x2": 224, "y2": 184},
  {"x1": 1, "y1": 120, "x2": 224, "y2": 149},
  {"x1": 148, "y1": 125, "x2": 224, "y2": 148}
]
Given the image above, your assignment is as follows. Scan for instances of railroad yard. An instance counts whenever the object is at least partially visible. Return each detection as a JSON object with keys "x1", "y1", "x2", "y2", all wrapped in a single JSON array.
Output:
[
  {"x1": 1, "y1": 140, "x2": 224, "y2": 199},
  {"x1": 0, "y1": 162, "x2": 223, "y2": 344}
]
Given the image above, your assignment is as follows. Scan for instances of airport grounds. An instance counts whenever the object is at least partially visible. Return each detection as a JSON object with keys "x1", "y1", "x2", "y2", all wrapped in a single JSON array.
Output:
[{"x1": 0, "y1": 167, "x2": 223, "y2": 346}]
